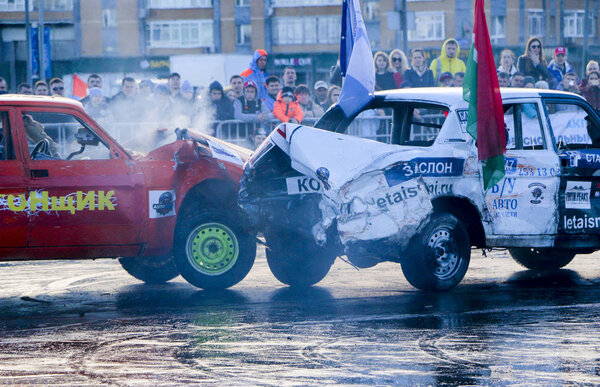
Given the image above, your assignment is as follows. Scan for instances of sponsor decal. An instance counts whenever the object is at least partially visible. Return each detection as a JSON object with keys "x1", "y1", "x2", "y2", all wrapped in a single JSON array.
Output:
[
  {"x1": 504, "y1": 157, "x2": 518, "y2": 174},
  {"x1": 385, "y1": 157, "x2": 464, "y2": 187},
  {"x1": 207, "y1": 139, "x2": 243, "y2": 166},
  {"x1": 528, "y1": 182, "x2": 546, "y2": 204},
  {"x1": 565, "y1": 151, "x2": 582, "y2": 167},
  {"x1": 565, "y1": 181, "x2": 591, "y2": 209},
  {"x1": 316, "y1": 167, "x2": 331, "y2": 190},
  {"x1": 563, "y1": 214, "x2": 600, "y2": 231},
  {"x1": 491, "y1": 177, "x2": 516, "y2": 196},
  {"x1": 0, "y1": 190, "x2": 116, "y2": 215},
  {"x1": 286, "y1": 176, "x2": 323, "y2": 195},
  {"x1": 374, "y1": 181, "x2": 452, "y2": 209},
  {"x1": 149, "y1": 190, "x2": 176, "y2": 218}
]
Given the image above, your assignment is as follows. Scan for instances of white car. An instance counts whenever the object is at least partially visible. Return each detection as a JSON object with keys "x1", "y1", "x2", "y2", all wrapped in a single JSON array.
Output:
[{"x1": 239, "y1": 88, "x2": 600, "y2": 290}]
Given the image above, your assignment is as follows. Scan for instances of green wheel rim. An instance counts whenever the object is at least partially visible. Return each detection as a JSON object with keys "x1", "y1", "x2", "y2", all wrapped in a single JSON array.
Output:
[{"x1": 186, "y1": 222, "x2": 239, "y2": 276}]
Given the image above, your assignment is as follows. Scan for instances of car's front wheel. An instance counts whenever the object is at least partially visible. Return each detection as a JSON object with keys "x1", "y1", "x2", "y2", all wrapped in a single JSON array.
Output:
[
  {"x1": 401, "y1": 213, "x2": 471, "y2": 291},
  {"x1": 509, "y1": 248, "x2": 576, "y2": 271},
  {"x1": 118, "y1": 255, "x2": 179, "y2": 284},
  {"x1": 265, "y1": 232, "x2": 336, "y2": 287},
  {"x1": 173, "y1": 209, "x2": 256, "y2": 290}
]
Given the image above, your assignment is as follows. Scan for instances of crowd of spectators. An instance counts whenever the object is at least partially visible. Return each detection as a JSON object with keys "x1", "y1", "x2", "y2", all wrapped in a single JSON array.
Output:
[{"x1": 1, "y1": 36, "x2": 599, "y2": 149}]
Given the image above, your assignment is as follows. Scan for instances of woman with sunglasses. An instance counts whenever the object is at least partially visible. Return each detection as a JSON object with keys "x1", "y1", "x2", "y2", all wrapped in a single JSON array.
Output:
[
  {"x1": 389, "y1": 49, "x2": 408, "y2": 88},
  {"x1": 517, "y1": 37, "x2": 549, "y2": 83}
]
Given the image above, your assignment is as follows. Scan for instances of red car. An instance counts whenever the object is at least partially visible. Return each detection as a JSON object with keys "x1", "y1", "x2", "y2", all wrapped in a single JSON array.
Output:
[{"x1": 0, "y1": 95, "x2": 256, "y2": 289}]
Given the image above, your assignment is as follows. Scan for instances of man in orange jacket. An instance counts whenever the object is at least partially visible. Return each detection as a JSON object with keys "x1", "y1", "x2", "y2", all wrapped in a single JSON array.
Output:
[{"x1": 273, "y1": 86, "x2": 303, "y2": 123}]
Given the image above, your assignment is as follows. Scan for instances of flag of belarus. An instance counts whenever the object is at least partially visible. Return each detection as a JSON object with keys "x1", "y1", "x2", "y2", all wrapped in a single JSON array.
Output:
[{"x1": 463, "y1": 0, "x2": 506, "y2": 191}]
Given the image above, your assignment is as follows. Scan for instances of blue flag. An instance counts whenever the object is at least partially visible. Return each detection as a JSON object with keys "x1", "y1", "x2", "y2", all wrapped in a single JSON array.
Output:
[{"x1": 338, "y1": 0, "x2": 375, "y2": 117}]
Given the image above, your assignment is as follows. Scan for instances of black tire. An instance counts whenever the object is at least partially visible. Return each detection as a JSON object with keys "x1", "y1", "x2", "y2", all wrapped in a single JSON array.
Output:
[
  {"x1": 509, "y1": 248, "x2": 576, "y2": 271},
  {"x1": 118, "y1": 255, "x2": 179, "y2": 284},
  {"x1": 173, "y1": 209, "x2": 256, "y2": 290},
  {"x1": 265, "y1": 232, "x2": 336, "y2": 287},
  {"x1": 401, "y1": 213, "x2": 471, "y2": 291}
]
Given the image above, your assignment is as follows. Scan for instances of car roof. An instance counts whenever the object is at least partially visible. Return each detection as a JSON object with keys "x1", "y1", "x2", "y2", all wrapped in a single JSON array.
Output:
[
  {"x1": 377, "y1": 87, "x2": 585, "y2": 106},
  {"x1": 0, "y1": 94, "x2": 84, "y2": 109}
]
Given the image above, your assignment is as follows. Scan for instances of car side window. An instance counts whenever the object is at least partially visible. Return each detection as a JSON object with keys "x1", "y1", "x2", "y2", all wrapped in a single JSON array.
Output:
[
  {"x1": 503, "y1": 103, "x2": 545, "y2": 150},
  {"x1": 0, "y1": 112, "x2": 14, "y2": 160},
  {"x1": 346, "y1": 107, "x2": 393, "y2": 144},
  {"x1": 544, "y1": 101, "x2": 599, "y2": 149},
  {"x1": 23, "y1": 112, "x2": 112, "y2": 161}
]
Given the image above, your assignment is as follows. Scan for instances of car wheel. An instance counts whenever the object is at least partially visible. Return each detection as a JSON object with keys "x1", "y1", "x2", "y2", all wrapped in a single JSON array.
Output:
[
  {"x1": 509, "y1": 248, "x2": 576, "y2": 271},
  {"x1": 118, "y1": 255, "x2": 179, "y2": 284},
  {"x1": 265, "y1": 232, "x2": 336, "y2": 287},
  {"x1": 173, "y1": 209, "x2": 256, "y2": 290},
  {"x1": 401, "y1": 213, "x2": 471, "y2": 291}
]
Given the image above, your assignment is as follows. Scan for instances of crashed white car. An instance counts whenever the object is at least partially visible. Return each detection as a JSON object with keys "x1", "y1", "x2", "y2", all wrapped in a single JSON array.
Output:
[{"x1": 239, "y1": 88, "x2": 600, "y2": 290}]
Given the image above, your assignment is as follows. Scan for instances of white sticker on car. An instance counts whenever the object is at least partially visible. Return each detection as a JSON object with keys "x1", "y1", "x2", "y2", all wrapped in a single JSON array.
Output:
[
  {"x1": 207, "y1": 139, "x2": 243, "y2": 165},
  {"x1": 286, "y1": 176, "x2": 323, "y2": 195},
  {"x1": 149, "y1": 190, "x2": 176, "y2": 218},
  {"x1": 565, "y1": 181, "x2": 591, "y2": 209}
]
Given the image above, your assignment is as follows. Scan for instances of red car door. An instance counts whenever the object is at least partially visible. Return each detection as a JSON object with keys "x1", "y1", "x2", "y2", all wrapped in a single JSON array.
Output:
[
  {"x1": 19, "y1": 107, "x2": 145, "y2": 256},
  {"x1": 0, "y1": 108, "x2": 28, "y2": 249}
]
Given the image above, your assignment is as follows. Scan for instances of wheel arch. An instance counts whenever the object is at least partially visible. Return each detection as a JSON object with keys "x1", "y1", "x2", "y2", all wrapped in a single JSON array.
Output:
[
  {"x1": 177, "y1": 178, "x2": 239, "y2": 222},
  {"x1": 431, "y1": 195, "x2": 486, "y2": 248}
]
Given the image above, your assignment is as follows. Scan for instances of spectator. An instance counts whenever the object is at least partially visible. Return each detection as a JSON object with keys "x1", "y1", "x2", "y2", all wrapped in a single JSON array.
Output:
[
  {"x1": 497, "y1": 49, "x2": 517, "y2": 76},
  {"x1": 313, "y1": 80, "x2": 329, "y2": 110},
  {"x1": 208, "y1": 81, "x2": 234, "y2": 121},
  {"x1": 241, "y1": 49, "x2": 269, "y2": 99},
  {"x1": 273, "y1": 86, "x2": 303, "y2": 124},
  {"x1": 263, "y1": 76, "x2": 282, "y2": 111},
  {"x1": 581, "y1": 71, "x2": 600, "y2": 110},
  {"x1": 0, "y1": 77, "x2": 7, "y2": 94},
  {"x1": 557, "y1": 72, "x2": 580, "y2": 94},
  {"x1": 402, "y1": 48, "x2": 435, "y2": 88},
  {"x1": 139, "y1": 79, "x2": 154, "y2": 98},
  {"x1": 80, "y1": 74, "x2": 106, "y2": 106},
  {"x1": 110, "y1": 77, "x2": 140, "y2": 122},
  {"x1": 17, "y1": 82, "x2": 32, "y2": 95},
  {"x1": 523, "y1": 76, "x2": 536, "y2": 88},
  {"x1": 33, "y1": 81, "x2": 49, "y2": 96},
  {"x1": 329, "y1": 60, "x2": 342, "y2": 87},
  {"x1": 168, "y1": 72, "x2": 181, "y2": 98},
  {"x1": 229, "y1": 75, "x2": 243, "y2": 99},
  {"x1": 581, "y1": 61, "x2": 600, "y2": 89},
  {"x1": 547, "y1": 47, "x2": 573, "y2": 89},
  {"x1": 453, "y1": 72, "x2": 465, "y2": 87},
  {"x1": 389, "y1": 49, "x2": 408, "y2": 88},
  {"x1": 430, "y1": 38, "x2": 466, "y2": 83},
  {"x1": 535, "y1": 80, "x2": 549, "y2": 89},
  {"x1": 233, "y1": 80, "x2": 272, "y2": 122},
  {"x1": 153, "y1": 85, "x2": 174, "y2": 128},
  {"x1": 282, "y1": 66, "x2": 297, "y2": 89},
  {"x1": 498, "y1": 72, "x2": 510, "y2": 87},
  {"x1": 510, "y1": 72, "x2": 525, "y2": 88},
  {"x1": 224, "y1": 87, "x2": 236, "y2": 102},
  {"x1": 249, "y1": 127, "x2": 268, "y2": 150},
  {"x1": 84, "y1": 87, "x2": 113, "y2": 128},
  {"x1": 295, "y1": 84, "x2": 324, "y2": 121},
  {"x1": 439, "y1": 72, "x2": 454, "y2": 87},
  {"x1": 172, "y1": 80, "x2": 196, "y2": 118},
  {"x1": 49, "y1": 78, "x2": 65, "y2": 97},
  {"x1": 374, "y1": 51, "x2": 396, "y2": 91},
  {"x1": 517, "y1": 37, "x2": 549, "y2": 82},
  {"x1": 323, "y1": 85, "x2": 341, "y2": 110}
]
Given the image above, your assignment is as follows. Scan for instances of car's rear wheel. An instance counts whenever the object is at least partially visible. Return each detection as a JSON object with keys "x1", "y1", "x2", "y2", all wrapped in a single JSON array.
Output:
[
  {"x1": 401, "y1": 213, "x2": 471, "y2": 291},
  {"x1": 174, "y1": 209, "x2": 256, "y2": 290},
  {"x1": 265, "y1": 232, "x2": 336, "y2": 287},
  {"x1": 509, "y1": 248, "x2": 576, "y2": 271},
  {"x1": 118, "y1": 255, "x2": 179, "y2": 284}
]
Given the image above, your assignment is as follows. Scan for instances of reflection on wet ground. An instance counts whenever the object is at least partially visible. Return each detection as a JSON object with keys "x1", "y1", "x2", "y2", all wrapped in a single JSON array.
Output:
[{"x1": 1, "y1": 249, "x2": 600, "y2": 384}]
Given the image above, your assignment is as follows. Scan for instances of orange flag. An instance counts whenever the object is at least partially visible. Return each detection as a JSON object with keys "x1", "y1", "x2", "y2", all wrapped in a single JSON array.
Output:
[{"x1": 72, "y1": 74, "x2": 87, "y2": 100}]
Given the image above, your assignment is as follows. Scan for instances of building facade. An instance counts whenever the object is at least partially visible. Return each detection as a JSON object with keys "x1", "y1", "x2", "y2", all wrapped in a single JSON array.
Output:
[{"x1": 0, "y1": 0, "x2": 598, "y2": 89}]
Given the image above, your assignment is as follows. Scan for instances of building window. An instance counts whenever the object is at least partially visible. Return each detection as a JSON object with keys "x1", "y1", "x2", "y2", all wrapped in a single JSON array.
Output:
[
  {"x1": 491, "y1": 15, "x2": 506, "y2": 40},
  {"x1": 102, "y1": 9, "x2": 117, "y2": 28},
  {"x1": 236, "y1": 24, "x2": 251, "y2": 45},
  {"x1": 408, "y1": 12, "x2": 444, "y2": 42},
  {"x1": 44, "y1": 0, "x2": 73, "y2": 11},
  {"x1": 235, "y1": 0, "x2": 250, "y2": 6},
  {"x1": 363, "y1": 1, "x2": 380, "y2": 22},
  {"x1": 148, "y1": 0, "x2": 212, "y2": 9},
  {"x1": 528, "y1": 10, "x2": 544, "y2": 37},
  {"x1": 564, "y1": 11, "x2": 596, "y2": 38},
  {"x1": 0, "y1": 0, "x2": 30, "y2": 11},
  {"x1": 273, "y1": 0, "x2": 341, "y2": 7},
  {"x1": 272, "y1": 15, "x2": 341, "y2": 45},
  {"x1": 146, "y1": 20, "x2": 214, "y2": 48}
]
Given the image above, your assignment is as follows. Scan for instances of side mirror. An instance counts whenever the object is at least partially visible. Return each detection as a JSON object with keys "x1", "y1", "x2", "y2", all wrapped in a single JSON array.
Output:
[{"x1": 75, "y1": 127, "x2": 99, "y2": 146}]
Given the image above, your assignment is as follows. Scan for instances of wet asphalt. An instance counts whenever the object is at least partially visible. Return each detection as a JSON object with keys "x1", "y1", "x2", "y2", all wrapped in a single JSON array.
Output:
[{"x1": 1, "y1": 248, "x2": 600, "y2": 385}]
